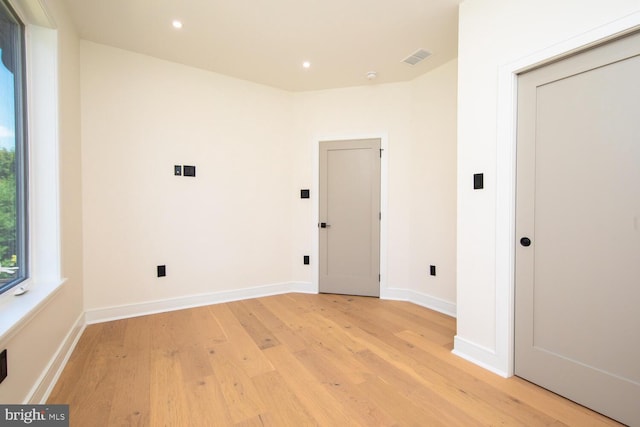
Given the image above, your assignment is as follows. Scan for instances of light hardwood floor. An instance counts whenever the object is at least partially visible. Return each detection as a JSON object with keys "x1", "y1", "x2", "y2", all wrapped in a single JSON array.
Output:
[{"x1": 48, "y1": 293, "x2": 623, "y2": 426}]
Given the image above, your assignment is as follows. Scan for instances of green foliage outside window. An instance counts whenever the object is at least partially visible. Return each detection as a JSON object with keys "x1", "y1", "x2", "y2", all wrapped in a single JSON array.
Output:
[{"x1": 0, "y1": 147, "x2": 17, "y2": 282}]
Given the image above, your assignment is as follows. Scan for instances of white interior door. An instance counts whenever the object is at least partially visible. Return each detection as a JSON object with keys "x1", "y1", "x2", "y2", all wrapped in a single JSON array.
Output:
[
  {"x1": 319, "y1": 139, "x2": 381, "y2": 297},
  {"x1": 515, "y1": 31, "x2": 640, "y2": 426}
]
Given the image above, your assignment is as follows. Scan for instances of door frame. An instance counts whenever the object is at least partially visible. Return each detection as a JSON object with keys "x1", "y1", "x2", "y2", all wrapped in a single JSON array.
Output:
[
  {"x1": 311, "y1": 134, "x2": 388, "y2": 296},
  {"x1": 489, "y1": 16, "x2": 640, "y2": 377}
]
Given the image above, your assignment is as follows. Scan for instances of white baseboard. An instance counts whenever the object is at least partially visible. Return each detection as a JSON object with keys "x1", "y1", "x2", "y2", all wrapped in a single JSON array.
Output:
[
  {"x1": 85, "y1": 281, "x2": 315, "y2": 324},
  {"x1": 452, "y1": 335, "x2": 508, "y2": 378},
  {"x1": 382, "y1": 290, "x2": 510, "y2": 377},
  {"x1": 381, "y1": 288, "x2": 457, "y2": 318},
  {"x1": 27, "y1": 311, "x2": 86, "y2": 404}
]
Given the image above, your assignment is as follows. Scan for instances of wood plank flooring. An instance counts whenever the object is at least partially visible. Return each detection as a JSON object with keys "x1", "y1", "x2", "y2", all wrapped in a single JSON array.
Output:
[{"x1": 48, "y1": 293, "x2": 623, "y2": 426}]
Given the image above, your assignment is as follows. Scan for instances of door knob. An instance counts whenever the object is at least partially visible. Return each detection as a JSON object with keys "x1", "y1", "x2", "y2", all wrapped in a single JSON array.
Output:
[
  {"x1": 520, "y1": 237, "x2": 532, "y2": 247},
  {"x1": 319, "y1": 222, "x2": 331, "y2": 228}
]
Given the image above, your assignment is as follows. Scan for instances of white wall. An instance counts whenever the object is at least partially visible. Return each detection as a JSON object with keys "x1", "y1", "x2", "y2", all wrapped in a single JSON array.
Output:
[
  {"x1": 81, "y1": 42, "x2": 295, "y2": 313},
  {"x1": 0, "y1": 0, "x2": 84, "y2": 403},
  {"x1": 455, "y1": 0, "x2": 640, "y2": 375},
  {"x1": 81, "y1": 41, "x2": 458, "y2": 317},
  {"x1": 291, "y1": 82, "x2": 413, "y2": 293},
  {"x1": 408, "y1": 62, "x2": 457, "y2": 304},
  {"x1": 292, "y1": 59, "x2": 458, "y2": 312}
]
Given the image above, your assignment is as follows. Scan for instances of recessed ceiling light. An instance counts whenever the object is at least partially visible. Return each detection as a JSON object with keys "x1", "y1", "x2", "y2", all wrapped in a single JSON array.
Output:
[
  {"x1": 172, "y1": 20, "x2": 183, "y2": 29},
  {"x1": 302, "y1": 61, "x2": 311, "y2": 69}
]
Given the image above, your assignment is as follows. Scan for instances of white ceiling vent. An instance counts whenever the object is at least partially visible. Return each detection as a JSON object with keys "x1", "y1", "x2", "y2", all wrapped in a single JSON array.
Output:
[{"x1": 402, "y1": 49, "x2": 432, "y2": 66}]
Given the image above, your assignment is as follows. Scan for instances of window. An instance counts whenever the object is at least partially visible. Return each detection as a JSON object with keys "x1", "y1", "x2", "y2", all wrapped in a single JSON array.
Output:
[{"x1": 0, "y1": 0, "x2": 27, "y2": 295}]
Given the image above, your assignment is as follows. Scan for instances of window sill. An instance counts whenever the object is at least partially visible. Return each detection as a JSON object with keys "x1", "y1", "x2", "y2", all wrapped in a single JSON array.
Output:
[{"x1": 0, "y1": 278, "x2": 67, "y2": 344}]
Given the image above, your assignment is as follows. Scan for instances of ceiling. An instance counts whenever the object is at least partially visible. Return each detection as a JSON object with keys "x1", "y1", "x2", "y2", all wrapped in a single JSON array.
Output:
[{"x1": 58, "y1": 0, "x2": 461, "y2": 92}]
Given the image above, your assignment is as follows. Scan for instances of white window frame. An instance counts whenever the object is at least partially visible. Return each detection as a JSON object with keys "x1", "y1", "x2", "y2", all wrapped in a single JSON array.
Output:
[
  {"x1": 0, "y1": 0, "x2": 28, "y2": 294},
  {"x1": 0, "y1": 0, "x2": 63, "y2": 343}
]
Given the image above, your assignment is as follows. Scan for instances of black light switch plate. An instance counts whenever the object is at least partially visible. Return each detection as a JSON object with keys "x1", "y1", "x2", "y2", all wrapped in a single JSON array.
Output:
[
  {"x1": 0, "y1": 349, "x2": 7, "y2": 384},
  {"x1": 300, "y1": 189, "x2": 310, "y2": 199},
  {"x1": 174, "y1": 165, "x2": 182, "y2": 176},
  {"x1": 473, "y1": 173, "x2": 484, "y2": 190},
  {"x1": 430, "y1": 265, "x2": 436, "y2": 276},
  {"x1": 303, "y1": 255, "x2": 310, "y2": 265},
  {"x1": 183, "y1": 165, "x2": 196, "y2": 177},
  {"x1": 157, "y1": 265, "x2": 166, "y2": 277}
]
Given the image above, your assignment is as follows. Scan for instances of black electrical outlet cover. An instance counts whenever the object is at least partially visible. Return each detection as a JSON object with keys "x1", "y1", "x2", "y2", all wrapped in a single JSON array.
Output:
[
  {"x1": 430, "y1": 265, "x2": 436, "y2": 276},
  {"x1": 183, "y1": 165, "x2": 196, "y2": 177},
  {"x1": 0, "y1": 349, "x2": 7, "y2": 384},
  {"x1": 303, "y1": 255, "x2": 310, "y2": 265},
  {"x1": 157, "y1": 265, "x2": 166, "y2": 277},
  {"x1": 300, "y1": 189, "x2": 310, "y2": 199},
  {"x1": 174, "y1": 165, "x2": 182, "y2": 176},
  {"x1": 473, "y1": 173, "x2": 484, "y2": 190}
]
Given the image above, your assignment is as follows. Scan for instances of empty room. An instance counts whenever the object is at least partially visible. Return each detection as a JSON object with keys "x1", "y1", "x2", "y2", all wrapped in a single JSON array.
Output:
[{"x1": 0, "y1": 0, "x2": 638, "y2": 425}]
